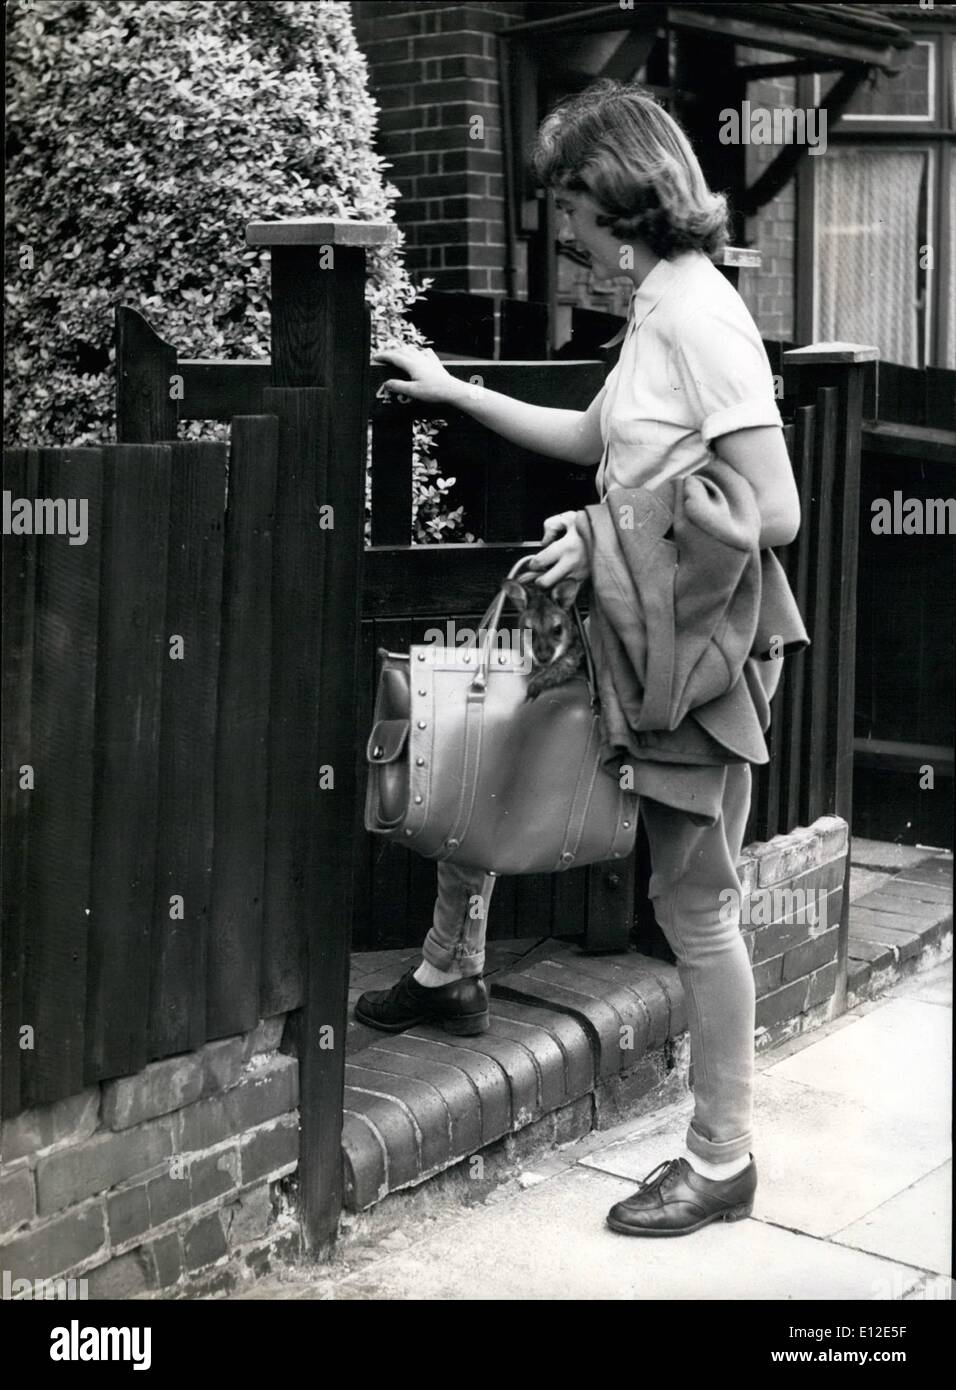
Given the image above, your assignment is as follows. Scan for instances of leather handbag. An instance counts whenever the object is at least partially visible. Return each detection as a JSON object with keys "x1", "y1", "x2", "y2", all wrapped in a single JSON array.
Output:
[{"x1": 363, "y1": 555, "x2": 639, "y2": 875}]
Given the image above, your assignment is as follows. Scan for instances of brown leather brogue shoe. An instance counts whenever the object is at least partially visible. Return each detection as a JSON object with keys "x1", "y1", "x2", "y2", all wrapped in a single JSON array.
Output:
[
  {"x1": 606, "y1": 1155, "x2": 756, "y2": 1236},
  {"x1": 354, "y1": 965, "x2": 489, "y2": 1035}
]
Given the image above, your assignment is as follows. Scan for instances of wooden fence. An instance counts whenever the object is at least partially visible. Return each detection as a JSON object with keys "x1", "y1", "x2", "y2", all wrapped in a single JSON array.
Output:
[
  {"x1": 1, "y1": 229, "x2": 876, "y2": 1246},
  {"x1": 3, "y1": 220, "x2": 389, "y2": 1252}
]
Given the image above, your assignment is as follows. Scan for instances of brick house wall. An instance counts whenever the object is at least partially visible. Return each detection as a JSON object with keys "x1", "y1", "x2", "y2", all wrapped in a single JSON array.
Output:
[
  {"x1": 739, "y1": 52, "x2": 798, "y2": 342},
  {"x1": 352, "y1": 4, "x2": 800, "y2": 339},
  {"x1": 351, "y1": 0, "x2": 523, "y2": 294}
]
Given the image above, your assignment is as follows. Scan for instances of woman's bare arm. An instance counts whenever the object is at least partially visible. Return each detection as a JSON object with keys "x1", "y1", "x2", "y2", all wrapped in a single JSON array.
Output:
[
  {"x1": 373, "y1": 345, "x2": 606, "y2": 466},
  {"x1": 712, "y1": 425, "x2": 801, "y2": 548}
]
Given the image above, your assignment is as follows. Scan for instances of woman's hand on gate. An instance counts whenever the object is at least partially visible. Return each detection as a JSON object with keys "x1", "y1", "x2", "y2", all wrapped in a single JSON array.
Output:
[
  {"x1": 372, "y1": 344, "x2": 463, "y2": 404},
  {"x1": 528, "y1": 511, "x2": 590, "y2": 588}
]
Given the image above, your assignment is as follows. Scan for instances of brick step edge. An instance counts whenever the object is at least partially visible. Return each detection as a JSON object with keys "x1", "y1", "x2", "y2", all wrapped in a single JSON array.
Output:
[{"x1": 847, "y1": 907, "x2": 953, "y2": 1008}]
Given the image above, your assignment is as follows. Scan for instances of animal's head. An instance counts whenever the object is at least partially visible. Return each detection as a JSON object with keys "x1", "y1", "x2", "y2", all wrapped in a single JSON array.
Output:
[{"x1": 502, "y1": 576, "x2": 581, "y2": 666}]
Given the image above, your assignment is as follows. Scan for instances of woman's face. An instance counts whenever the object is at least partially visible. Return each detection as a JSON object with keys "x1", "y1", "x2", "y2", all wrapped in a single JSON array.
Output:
[{"x1": 553, "y1": 186, "x2": 628, "y2": 282}]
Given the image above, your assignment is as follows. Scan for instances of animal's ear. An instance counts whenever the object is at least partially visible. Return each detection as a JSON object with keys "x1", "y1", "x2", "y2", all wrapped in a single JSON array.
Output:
[
  {"x1": 502, "y1": 579, "x2": 529, "y2": 612},
  {"x1": 551, "y1": 578, "x2": 582, "y2": 610}
]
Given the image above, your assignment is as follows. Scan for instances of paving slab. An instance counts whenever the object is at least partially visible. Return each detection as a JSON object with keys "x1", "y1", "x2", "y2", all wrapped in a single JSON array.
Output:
[
  {"x1": 850, "y1": 841, "x2": 946, "y2": 873},
  {"x1": 762, "y1": 997, "x2": 952, "y2": 1123},
  {"x1": 303, "y1": 1163, "x2": 929, "y2": 1301},
  {"x1": 849, "y1": 866, "x2": 891, "y2": 902},
  {"x1": 832, "y1": 1161, "x2": 952, "y2": 1277},
  {"x1": 579, "y1": 1073, "x2": 950, "y2": 1240},
  {"x1": 890, "y1": 959, "x2": 953, "y2": 1008}
]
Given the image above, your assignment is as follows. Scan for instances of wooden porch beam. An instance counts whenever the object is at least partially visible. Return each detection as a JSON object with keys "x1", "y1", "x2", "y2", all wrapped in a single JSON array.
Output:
[
  {"x1": 665, "y1": 7, "x2": 908, "y2": 74},
  {"x1": 735, "y1": 57, "x2": 847, "y2": 83},
  {"x1": 597, "y1": 27, "x2": 658, "y2": 82},
  {"x1": 737, "y1": 67, "x2": 870, "y2": 217}
]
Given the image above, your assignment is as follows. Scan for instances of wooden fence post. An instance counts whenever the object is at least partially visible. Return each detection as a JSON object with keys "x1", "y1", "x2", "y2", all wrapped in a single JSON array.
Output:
[
  {"x1": 784, "y1": 341, "x2": 877, "y2": 1015},
  {"x1": 244, "y1": 218, "x2": 392, "y2": 1254},
  {"x1": 114, "y1": 307, "x2": 178, "y2": 443}
]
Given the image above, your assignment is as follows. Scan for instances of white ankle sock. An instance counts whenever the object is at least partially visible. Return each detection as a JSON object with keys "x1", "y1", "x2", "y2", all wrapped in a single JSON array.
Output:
[
  {"x1": 686, "y1": 1150, "x2": 751, "y2": 1181},
  {"x1": 413, "y1": 960, "x2": 462, "y2": 987}
]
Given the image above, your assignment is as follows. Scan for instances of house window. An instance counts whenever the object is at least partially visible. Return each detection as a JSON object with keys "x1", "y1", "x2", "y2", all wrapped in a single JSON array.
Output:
[
  {"x1": 804, "y1": 30, "x2": 954, "y2": 368},
  {"x1": 815, "y1": 40, "x2": 935, "y2": 121},
  {"x1": 813, "y1": 146, "x2": 931, "y2": 368}
]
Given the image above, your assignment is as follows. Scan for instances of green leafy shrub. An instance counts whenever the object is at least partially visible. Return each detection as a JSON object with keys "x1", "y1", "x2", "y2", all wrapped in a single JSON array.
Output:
[{"x1": 4, "y1": 0, "x2": 474, "y2": 542}]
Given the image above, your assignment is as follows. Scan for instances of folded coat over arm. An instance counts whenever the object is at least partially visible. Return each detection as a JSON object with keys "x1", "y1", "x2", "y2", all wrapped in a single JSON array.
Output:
[{"x1": 575, "y1": 460, "x2": 810, "y2": 825}]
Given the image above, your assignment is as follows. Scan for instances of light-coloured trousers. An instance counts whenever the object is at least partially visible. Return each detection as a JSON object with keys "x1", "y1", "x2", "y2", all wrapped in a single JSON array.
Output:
[{"x1": 422, "y1": 761, "x2": 757, "y2": 1166}]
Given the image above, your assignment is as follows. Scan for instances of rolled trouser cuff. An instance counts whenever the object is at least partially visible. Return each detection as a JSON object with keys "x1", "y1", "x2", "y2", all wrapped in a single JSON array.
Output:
[
  {"x1": 421, "y1": 935, "x2": 485, "y2": 977},
  {"x1": 685, "y1": 1119, "x2": 753, "y2": 1167}
]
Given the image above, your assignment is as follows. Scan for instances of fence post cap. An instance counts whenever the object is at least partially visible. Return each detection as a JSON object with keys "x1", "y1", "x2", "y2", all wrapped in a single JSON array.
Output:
[
  {"x1": 245, "y1": 217, "x2": 395, "y2": 247},
  {"x1": 783, "y1": 342, "x2": 879, "y2": 364}
]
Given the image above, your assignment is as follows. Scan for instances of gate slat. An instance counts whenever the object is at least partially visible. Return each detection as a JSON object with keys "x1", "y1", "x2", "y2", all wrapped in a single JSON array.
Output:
[
  {"x1": 149, "y1": 441, "x2": 226, "y2": 1057},
  {"x1": 367, "y1": 619, "x2": 413, "y2": 950},
  {"x1": 802, "y1": 389, "x2": 838, "y2": 823},
  {"x1": 1, "y1": 449, "x2": 40, "y2": 1117},
  {"x1": 86, "y1": 444, "x2": 171, "y2": 1082},
  {"x1": 207, "y1": 417, "x2": 278, "y2": 1038},
  {"x1": 780, "y1": 404, "x2": 815, "y2": 830},
  {"x1": 350, "y1": 620, "x2": 378, "y2": 951},
  {"x1": 370, "y1": 412, "x2": 414, "y2": 545}
]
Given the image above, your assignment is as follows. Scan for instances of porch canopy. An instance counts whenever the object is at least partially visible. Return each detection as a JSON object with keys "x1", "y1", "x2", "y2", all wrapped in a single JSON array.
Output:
[{"x1": 499, "y1": 1, "x2": 915, "y2": 301}]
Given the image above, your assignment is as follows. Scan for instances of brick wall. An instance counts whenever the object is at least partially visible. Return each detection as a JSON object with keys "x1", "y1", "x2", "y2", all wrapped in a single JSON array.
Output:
[
  {"x1": 354, "y1": 14, "x2": 800, "y2": 332},
  {"x1": 0, "y1": 1017, "x2": 298, "y2": 1299},
  {"x1": 352, "y1": 1, "x2": 522, "y2": 294},
  {"x1": 353, "y1": 13, "x2": 799, "y2": 332},
  {"x1": 740, "y1": 816, "x2": 848, "y2": 1051},
  {"x1": 737, "y1": 53, "x2": 798, "y2": 342}
]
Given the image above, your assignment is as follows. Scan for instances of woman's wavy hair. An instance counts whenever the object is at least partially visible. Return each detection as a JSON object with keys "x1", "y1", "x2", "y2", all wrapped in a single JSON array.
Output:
[{"x1": 531, "y1": 80, "x2": 730, "y2": 259}]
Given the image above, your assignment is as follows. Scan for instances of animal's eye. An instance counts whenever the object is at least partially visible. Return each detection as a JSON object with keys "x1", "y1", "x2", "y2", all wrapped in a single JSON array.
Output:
[{"x1": 552, "y1": 623, "x2": 563, "y2": 635}]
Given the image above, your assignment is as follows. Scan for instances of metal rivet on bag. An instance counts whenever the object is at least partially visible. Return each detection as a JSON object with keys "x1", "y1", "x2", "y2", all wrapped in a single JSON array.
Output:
[
  {"x1": 414, "y1": 795, "x2": 423, "y2": 804},
  {"x1": 416, "y1": 757, "x2": 425, "y2": 767},
  {"x1": 372, "y1": 745, "x2": 383, "y2": 758},
  {"x1": 463, "y1": 653, "x2": 471, "y2": 663},
  {"x1": 417, "y1": 653, "x2": 426, "y2": 662},
  {"x1": 418, "y1": 689, "x2": 426, "y2": 696},
  {"x1": 623, "y1": 820, "x2": 631, "y2": 829},
  {"x1": 561, "y1": 851, "x2": 574, "y2": 863},
  {"x1": 612, "y1": 851, "x2": 621, "y2": 858},
  {"x1": 446, "y1": 838, "x2": 459, "y2": 849},
  {"x1": 417, "y1": 720, "x2": 426, "y2": 729},
  {"x1": 498, "y1": 655, "x2": 506, "y2": 665},
  {"x1": 404, "y1": 829, "x2": 413, "y2": 836}
]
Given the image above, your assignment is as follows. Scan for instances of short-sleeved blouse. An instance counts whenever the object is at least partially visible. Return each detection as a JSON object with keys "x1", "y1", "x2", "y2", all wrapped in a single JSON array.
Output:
[{"x1": 595, "y1": 249, "x2": 783, "y2": 500}]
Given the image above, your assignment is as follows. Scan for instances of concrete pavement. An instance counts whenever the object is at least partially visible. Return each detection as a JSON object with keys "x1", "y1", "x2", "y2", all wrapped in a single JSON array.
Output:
[{"x1": 232, "y1": 953, "x2": 952, "y2": 1300}]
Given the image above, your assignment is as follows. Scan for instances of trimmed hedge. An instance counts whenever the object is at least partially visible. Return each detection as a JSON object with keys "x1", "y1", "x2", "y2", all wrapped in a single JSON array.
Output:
[{"x1": 4, "y1": 0, "x2": 471, "y2": 541}]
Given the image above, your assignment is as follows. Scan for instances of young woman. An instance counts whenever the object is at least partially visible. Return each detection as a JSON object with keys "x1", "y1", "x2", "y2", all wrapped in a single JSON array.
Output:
[{"x1": 359, "y1": 81, "x2": 801, "y2": 1237}]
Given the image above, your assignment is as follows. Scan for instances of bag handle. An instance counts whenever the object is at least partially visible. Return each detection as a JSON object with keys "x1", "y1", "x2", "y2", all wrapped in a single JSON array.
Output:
[{"x1": 471, "y1": 553, "x2": 600, "y2": 708}]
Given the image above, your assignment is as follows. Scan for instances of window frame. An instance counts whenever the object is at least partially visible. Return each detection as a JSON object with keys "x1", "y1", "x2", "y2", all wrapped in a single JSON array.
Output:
[
  {"x1": 797, "y1": 32, "x2": 955, "y2": 369},
  {"x1": 813, "y1": 38, "x2": 938, "y2": 126}
]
